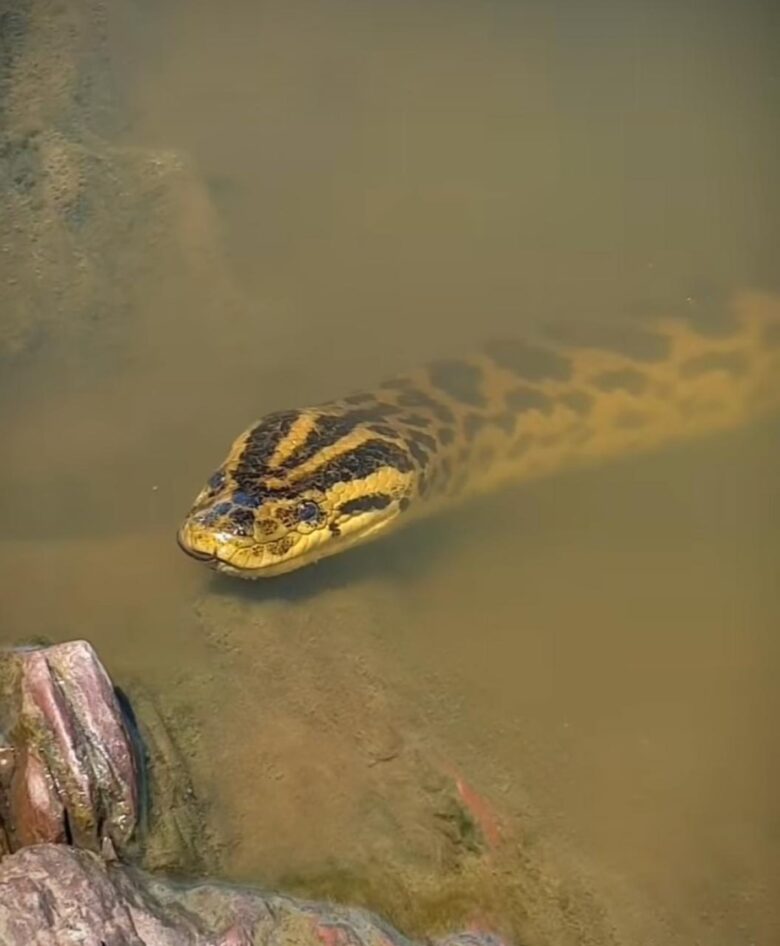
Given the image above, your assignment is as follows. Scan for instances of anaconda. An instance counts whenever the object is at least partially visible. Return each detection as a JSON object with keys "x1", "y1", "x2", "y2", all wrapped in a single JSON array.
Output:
[{"x1": 177, "y1": 292, "x2": 780, "y2": 578}]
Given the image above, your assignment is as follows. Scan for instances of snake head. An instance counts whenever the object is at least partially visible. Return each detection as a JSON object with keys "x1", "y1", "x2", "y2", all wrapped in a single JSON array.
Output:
[
  {"x1": 177, "y1": 469, "x2": 411, "y2": 578},
  {"x1": 177, "y1": 406, "x2": 421, "y2": 577}
]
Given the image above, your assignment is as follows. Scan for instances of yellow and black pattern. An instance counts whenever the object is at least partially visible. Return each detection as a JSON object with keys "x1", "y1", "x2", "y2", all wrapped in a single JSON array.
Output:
[{"x1": 177, "y1": 292, "x2": 780, "y2": 578}]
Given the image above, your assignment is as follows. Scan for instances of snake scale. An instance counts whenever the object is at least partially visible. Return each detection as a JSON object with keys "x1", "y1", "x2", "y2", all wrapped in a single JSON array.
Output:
[{"x1": 177, "y1": 293, "x2": 780, "y2": 578}]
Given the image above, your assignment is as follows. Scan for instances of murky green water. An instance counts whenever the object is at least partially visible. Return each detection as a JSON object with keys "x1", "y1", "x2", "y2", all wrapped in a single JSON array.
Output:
[{"x1": 1, "y1": 1, "x2": 778, "y2": 943}]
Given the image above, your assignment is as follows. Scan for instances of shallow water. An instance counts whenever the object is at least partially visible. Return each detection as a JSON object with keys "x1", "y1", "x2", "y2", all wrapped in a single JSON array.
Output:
[{"x1": 1, "y1": 1, "x2": 779, "y2": 943}]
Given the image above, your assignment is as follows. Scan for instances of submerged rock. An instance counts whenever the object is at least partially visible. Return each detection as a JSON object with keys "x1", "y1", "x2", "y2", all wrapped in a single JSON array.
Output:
[
  {"x1": 0, "y1": 844, "x2": 512, "y2": 946},
  {"x1": 0, "y1": 0, "x2": 246, "y2": 366}
]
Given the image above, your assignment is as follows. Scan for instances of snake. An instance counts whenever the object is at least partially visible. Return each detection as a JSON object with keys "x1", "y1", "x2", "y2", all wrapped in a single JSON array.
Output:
[{"x1": 177, "y1": 292, "x2": 780, "y2": 579}]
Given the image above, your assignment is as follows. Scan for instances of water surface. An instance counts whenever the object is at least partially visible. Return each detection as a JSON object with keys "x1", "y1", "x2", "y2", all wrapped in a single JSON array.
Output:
[{"x1": 1, "y1": 1, "x2": 778, "y2": 943}]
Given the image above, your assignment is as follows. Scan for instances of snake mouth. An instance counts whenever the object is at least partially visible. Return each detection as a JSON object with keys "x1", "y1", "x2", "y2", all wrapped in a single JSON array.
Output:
[{"x1": 176, "y1": 530, "x2": 216, "y2": 563}]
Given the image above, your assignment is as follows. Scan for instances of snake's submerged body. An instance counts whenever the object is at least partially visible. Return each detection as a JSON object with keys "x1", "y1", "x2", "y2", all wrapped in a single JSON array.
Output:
[{"x1": 177, "y1": 293, "x2": 780, "y2": 578}]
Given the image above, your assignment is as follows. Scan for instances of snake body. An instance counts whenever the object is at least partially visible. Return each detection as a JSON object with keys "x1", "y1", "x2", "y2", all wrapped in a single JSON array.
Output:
[{"x1": 177, "y1": 293, "x2": 780, "y2": 578}]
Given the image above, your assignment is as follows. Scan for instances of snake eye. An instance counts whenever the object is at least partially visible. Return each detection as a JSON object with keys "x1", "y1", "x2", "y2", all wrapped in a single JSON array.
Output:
[{"x1": 296, "y1": 501, "x2": 321, "y2": 524}]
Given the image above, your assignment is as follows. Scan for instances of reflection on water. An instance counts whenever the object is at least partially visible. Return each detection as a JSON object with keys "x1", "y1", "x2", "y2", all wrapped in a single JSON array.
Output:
[{"x1": 1, "y1": 1, "x2": 778, "y2": 943}]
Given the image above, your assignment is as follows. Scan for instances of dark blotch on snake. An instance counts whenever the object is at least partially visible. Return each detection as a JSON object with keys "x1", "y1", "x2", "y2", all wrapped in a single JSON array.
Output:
[
  {"x1": 367, "y1": 423, "x2": 400, "y2": 439},
  {"x1": 406, "y1": 439, "x2": 431, "y2": 467},
  {"x1": 338, "y1": 494, "x2": 393, "y2": 515},
  {"x1": 232, "y1": 490, "x2": 262, "y2": 508},
  {"x1": 200, "y1": 503, "x2": 230, "y2": 526},
  {"x1": 280, "y1": 408, "x2": 401, "y2": 470},
  {"x1": 462, "y1": 414, "x2": 484, "y2": 441},
  {"x1": 484, "y1": 338, "x2": 571, "y2": 381},
  {"x1": 342, "y1": 392, "x2": 376, "y2": 405},
  {"x1": 680, "y1": 351, "x2": 749, "y2": 378},
  {"x1": 268, "y1": 536, "x2": 295, "y2": 555},
  {"x1": 397, "y1": 389, "x2": 439, "y2": 410},
  {"x1": 229, "y1": 508, "x2": 256, "y2": 536},
  {"x1": 400, "y1": 414, "x2": 429, "y2": 428},
  {"x1": 505, "y1": 386, "x2": 552, "y2": 413},
  {"x1": 239, "y1": 411, "x2": 301, "y2": 473},
  {"x1": 543, "y1": 320, "x2": 669, "y2": 362},
  {"x1": 207, "y1": 471, "x2": 225, "y2": 492},
  {"x1": 431, "y1": 401, "x2": 455, "y2": 424},
  {"x1": 428, "y1": 359, "x2": 486, "y2": 407},
  {"x1": 307, "y1": 439, "x2": 414, "y2": 491}
]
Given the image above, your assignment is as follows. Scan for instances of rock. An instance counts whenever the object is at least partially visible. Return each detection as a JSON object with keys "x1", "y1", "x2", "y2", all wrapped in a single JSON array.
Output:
[
  {"x1": 0, "y1": 844, "x2": 513, "y2": 946},
  {"x1": 0, "y1": 639, "x2": 139, "y2": 857},
  {"x1": 0, "y1": 0, "x2": 246, "y2": 366},
  {"x1": 0, "y1": 637, "x2": 219, "y2": 876}
]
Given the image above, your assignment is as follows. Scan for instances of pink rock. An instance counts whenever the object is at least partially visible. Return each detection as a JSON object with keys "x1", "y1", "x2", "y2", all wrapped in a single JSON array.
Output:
[
  {"x1": 0, "y1": 640, "x2": 140, "y2": 856},
  {"x1": 9, "y1": 746, "x2": 66, "y2": 847},
  {"x1": 0, "y1": 845, "x2": 515, "y2": 946}
]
